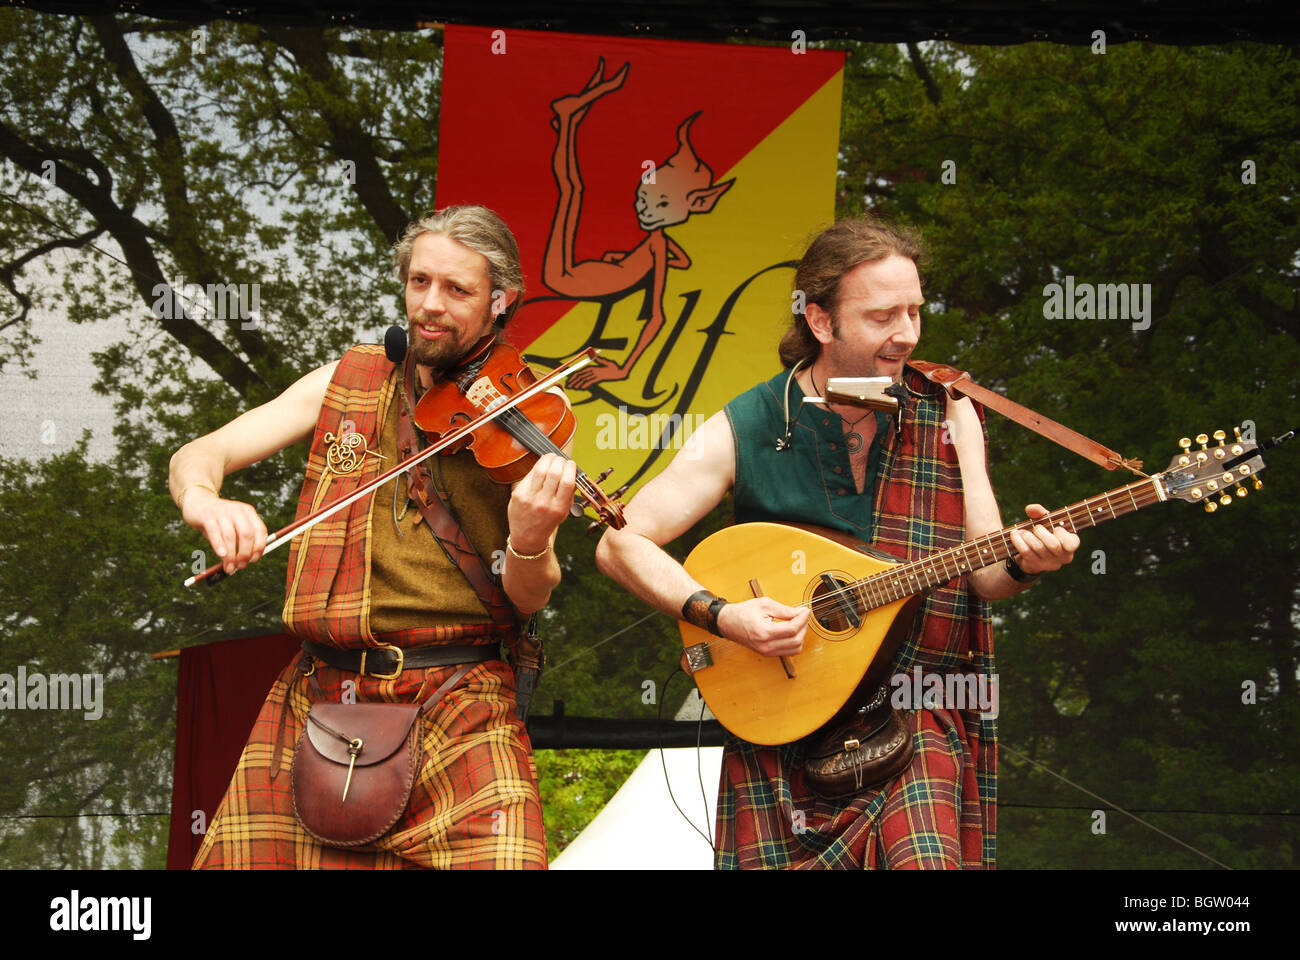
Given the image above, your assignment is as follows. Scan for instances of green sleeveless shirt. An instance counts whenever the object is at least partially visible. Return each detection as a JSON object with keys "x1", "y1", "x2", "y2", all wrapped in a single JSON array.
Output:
[{"x1": 724, "y1": 369, "x2": 890, "y2": 540}]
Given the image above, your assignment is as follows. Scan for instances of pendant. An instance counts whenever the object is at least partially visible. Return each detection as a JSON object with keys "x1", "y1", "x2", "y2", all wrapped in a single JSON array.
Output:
[{"x1": 845, "y1": 431, "x2": 863, "y2": 455}]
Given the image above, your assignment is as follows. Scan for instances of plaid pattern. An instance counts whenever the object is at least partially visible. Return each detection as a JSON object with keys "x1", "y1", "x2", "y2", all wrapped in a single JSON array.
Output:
[
  {"x1": 717, "y1": 368, "x2": 996, "y2": 869},
  {"x1": 282, "y1": 344, "x2": 393, "y2": 648},
  {"x1": 192, "y1": 653, "x2": 546, "y2": 869},
  {"x1": 196, "y1": 347, "x2": 545, "y2": 869}
]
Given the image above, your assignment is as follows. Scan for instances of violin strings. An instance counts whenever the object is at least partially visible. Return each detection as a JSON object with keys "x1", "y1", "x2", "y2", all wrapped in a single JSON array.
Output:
[{"x1": 494, "y1": 405, "x2": 610, "y2": 517}]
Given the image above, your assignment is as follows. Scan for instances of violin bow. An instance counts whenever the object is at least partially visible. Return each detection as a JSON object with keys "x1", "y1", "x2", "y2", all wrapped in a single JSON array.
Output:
[{"x1": 184, "y1": 348, "x2": 599, "y2": 588}]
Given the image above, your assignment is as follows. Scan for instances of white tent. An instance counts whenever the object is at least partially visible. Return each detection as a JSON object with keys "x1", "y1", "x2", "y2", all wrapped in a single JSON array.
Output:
[
  {"x1": 550, "y1": 746, "x2": 724, "y2": 869},
  {"x1": 552, "y1": 691, "x2": 724, "y2": 869}
]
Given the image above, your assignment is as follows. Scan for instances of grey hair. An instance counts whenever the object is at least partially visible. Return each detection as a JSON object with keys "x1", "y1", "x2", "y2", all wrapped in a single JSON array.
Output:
[{"x1": 392, "y1": 205, "x2": 524, "y2": 323}]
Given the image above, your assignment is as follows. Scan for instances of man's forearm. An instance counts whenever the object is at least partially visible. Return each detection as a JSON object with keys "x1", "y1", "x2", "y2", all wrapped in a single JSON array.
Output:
[
  {"x1": 168, "y1": 439, "x2": 226, "y2": 508},
  {"x1": 501, "y1": 542, "x2": 562, "y2": 615},
  {"x1": 968, "y1": 562, "x2": 1035, "y2": 601},
  {"x1": 594, "y1": 527, "x2": 707, "y2": 619}
]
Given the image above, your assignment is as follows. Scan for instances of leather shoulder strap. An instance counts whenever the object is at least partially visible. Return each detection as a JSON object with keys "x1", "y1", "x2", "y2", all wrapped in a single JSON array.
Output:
[{"x1": 907, "y1": 360, "x2": 1142, "y2": 473}]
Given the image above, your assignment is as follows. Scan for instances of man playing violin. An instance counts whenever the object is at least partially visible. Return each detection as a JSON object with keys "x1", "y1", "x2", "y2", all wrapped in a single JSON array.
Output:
[
  {"x1": 170, "y1": 205, "x2": 575, "y2": 869},
  {"x1": 596, "y1": 217, "x2": 1079, "y2": 868}
]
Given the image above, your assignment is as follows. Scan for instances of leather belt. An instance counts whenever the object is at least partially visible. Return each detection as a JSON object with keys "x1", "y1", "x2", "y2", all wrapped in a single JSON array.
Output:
[{"x1": 301, "y1": 640, "x2": 500, "y2": 680}]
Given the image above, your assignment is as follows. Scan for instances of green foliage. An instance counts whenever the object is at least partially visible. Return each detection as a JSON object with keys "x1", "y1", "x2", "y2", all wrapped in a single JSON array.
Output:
[
  {"x1": 839, "y1": 40, "x2": 1299, "y2": 868},
  {"x1": 535, "y1": 748, "x2": 645, "y2": 859}
]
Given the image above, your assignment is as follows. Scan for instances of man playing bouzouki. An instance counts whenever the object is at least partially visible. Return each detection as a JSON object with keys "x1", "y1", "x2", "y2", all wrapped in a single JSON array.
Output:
[{"x1": 596, "y1": 217, "x2": 1079, "y2": 868}]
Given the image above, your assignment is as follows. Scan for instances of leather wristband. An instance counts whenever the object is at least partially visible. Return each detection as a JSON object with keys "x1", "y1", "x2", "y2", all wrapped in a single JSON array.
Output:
[
  {"x1": 682, "y1": 589, "x2": 727, "y2": 637},
  {"x1": 1005, "y1": 556, "x2": 1039, "y2": 584}
]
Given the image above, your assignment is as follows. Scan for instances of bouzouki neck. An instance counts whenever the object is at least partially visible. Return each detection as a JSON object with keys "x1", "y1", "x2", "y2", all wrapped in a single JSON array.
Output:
[{"x1": 855, "y1": 429, "x2": 1268, "y2": 611}]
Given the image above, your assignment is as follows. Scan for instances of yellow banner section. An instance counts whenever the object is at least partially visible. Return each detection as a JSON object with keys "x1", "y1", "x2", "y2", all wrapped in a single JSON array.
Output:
[{"x1": 527, "y1": 70, "x2": 845, "y2": 496}]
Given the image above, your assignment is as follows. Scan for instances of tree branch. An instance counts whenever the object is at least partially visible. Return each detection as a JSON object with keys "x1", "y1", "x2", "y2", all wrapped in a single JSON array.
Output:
[
  {"x1": 0, "y1": 121, "x2": 267, "y2": 397},
  {"x1": 906, "y1": 42, "x2": 942, "y2": 106},
  {"x1": 263, "y1": 25, "x2": 410, "y2": 243},
  {"x1": 88, "y1": 14, "x2": 277, "y2": 379}
]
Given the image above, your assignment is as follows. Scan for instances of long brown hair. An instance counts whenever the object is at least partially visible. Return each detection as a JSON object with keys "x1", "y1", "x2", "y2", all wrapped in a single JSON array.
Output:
[
  {"x1": 778, "y1": 218, "x2": 925, "y2": 369},
  {"x1": 392, "y1": 205, "x2": 525, "y2": 324}
]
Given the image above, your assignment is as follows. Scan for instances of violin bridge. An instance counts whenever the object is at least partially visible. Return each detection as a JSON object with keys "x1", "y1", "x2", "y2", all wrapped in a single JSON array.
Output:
[
  {"x1": 683, "y1": 642, "x2": 713, "y2": 674},
  {"x1": 466, "y1": 377, "x2": 505, "y2": 410}
]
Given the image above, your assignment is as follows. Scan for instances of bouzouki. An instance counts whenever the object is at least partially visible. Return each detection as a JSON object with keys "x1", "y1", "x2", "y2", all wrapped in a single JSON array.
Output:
[{"x1": 679, "y1": 428, "x2": 1271, "y2": 746}]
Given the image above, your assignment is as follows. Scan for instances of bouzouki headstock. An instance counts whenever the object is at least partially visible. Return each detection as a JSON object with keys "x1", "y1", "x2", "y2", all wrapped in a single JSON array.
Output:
[{"x1": 1160, "y1": 427, "x2": 1267, "y2": 512}]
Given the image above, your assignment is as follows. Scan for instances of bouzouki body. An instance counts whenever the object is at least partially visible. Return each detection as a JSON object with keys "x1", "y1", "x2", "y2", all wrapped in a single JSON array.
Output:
[{"x1": 681, "y1": 523, "x2": 921, "y2": 746}]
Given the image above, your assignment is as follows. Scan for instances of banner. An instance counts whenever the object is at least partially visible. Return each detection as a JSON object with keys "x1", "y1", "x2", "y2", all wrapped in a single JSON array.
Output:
[{"x1": 438, "y1": 27, "x2": 844, "y2": 492}]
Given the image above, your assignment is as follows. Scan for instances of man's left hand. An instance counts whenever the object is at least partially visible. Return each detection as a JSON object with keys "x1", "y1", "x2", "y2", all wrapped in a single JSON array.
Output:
[
  {"x1": 508, "y1": 453, "x2": 578, "y2": 553},
  {"x1": 1007, "y1": 503, "x2": 1081, "y2": 575}
]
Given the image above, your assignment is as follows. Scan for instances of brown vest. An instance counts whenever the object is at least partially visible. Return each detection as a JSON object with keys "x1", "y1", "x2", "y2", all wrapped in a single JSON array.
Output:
[{"x1": 281, "y1": 345, "x2": 514, "y2": 649}]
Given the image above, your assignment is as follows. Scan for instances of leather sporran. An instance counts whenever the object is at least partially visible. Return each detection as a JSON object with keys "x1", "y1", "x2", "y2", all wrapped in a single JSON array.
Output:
[
  {"x1": 803, "y1": 687, "x2": 914, "y2": 800},
  {"x1": 291, "y1": 702, "x2": 421, "y2": 848}
]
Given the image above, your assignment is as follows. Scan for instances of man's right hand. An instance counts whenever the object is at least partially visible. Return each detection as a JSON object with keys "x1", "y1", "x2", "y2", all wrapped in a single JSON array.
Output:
[
  {"x1": 716, "y1": 597, "x2": 811, "y2": 658},
  {"x1": 169, "y1": 359, "x2": 337, "y2": 577},
  {"x1": 181, "y1": 487, "x2": 269, "y2": 574}
]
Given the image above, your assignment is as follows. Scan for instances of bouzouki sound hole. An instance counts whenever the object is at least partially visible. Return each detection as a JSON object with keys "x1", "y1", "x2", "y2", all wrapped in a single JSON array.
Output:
[{"x1": 804, "y1": 571, "x2": 862, "y2": 639}]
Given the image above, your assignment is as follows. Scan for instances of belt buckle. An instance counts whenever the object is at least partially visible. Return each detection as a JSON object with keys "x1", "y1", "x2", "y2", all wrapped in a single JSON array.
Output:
[{"x1": 359, "y1": 643, "x2": 404, "y2": 680}]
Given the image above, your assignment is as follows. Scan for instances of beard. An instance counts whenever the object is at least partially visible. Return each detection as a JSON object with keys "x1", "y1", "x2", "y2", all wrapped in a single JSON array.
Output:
[{"x1": 406, "y1": 309, "x2": 490, "y2": 372}]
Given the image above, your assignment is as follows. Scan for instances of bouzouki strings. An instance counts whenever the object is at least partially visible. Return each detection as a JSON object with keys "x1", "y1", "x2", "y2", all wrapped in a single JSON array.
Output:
[{"x1": 685, "y1": 443, "x2": 1257, "y2": 660}]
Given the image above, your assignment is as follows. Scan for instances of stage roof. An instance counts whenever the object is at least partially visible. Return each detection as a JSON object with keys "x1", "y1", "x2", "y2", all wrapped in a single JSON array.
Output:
[{"x1": 19, "y1": 1, "x2": 1300, "y2": 45}]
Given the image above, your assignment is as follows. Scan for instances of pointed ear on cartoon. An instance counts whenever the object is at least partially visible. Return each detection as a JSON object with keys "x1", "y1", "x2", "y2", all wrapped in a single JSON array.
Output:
[{"x1": 635, "y1": 111, "x2": 735, "y2": 231}]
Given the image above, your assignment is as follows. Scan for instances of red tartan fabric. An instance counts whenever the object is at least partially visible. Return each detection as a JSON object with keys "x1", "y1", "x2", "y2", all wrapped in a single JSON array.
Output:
[
  {"x1": 281, "y1": 345, "x2": 392, "y2": 647},
  {"x1": 194, "y1": 346, "x2": 545, "y2": 869},
  {"x1": 717, "y1": 367, "x2": 996, "y2": 869},
  {"x1": 191, "y1": 653, "x2": 546, "y2": 869}
]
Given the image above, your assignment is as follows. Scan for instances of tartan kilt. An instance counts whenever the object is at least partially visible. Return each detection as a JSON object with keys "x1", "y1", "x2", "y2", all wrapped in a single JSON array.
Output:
[
  {"x1": 192, "y1": 647, "x2": 547, "y2": 870},
  {"x1": 715, "y1": 705, "x2": 993, "y2": 869}
]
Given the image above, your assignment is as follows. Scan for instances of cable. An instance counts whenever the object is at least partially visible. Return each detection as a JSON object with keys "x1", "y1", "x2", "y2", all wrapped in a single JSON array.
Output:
[
  {"x1": 656, "y1": 668, "x2": 716, "y2": 853},
  {"x1": 696, "y1": 692, "x2": 713, "y2": 847},
  {"x1": 1000, "y1": 742, "x2": 1234, "y2": 870},
  {"x1": 544, "y1": 610, "x2": 659, "y2": 674}
]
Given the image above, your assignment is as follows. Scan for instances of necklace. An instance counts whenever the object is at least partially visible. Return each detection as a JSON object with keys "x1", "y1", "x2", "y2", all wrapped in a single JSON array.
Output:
[{"x1": 814, "y1": 368, "x2": 874, "y2": 454}]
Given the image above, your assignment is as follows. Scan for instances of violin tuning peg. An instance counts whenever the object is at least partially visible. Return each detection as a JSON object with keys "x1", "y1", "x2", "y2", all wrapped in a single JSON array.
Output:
[
  {"x1": 595, "y1": 467, "x2": 614, "y2": 484},
  {"x1": 585, "y1": 519, "x2": 603, "y2": 537},
  {"x1": 613, "y1": 482, "x2": 631, "y2": 499},
  {"x1": 569, "y1": 499, "x2": 587, "y2": 519}
]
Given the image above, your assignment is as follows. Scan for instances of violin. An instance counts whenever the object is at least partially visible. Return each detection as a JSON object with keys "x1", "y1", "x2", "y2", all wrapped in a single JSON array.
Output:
[
  {"x1": 413, "y1": 335, "x2": 626, "y2": 529},
  {"x1": 184, "y1": 344, "x2": 618, "y2": 587}
]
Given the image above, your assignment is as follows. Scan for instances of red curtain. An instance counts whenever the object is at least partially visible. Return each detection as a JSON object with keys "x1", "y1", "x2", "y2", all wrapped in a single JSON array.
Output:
[{"x1": 166, "y1": 633, "x2": 302, "y2": 869}]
